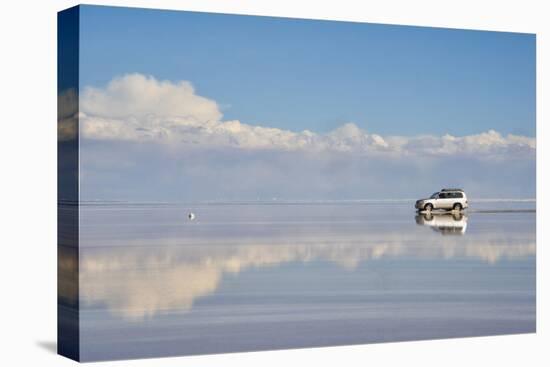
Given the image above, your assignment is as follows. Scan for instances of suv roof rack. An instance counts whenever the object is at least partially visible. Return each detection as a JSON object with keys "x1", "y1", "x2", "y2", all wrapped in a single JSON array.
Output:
[{"x1": 441, "y1": 188, "x2": 464, "y2": 192}]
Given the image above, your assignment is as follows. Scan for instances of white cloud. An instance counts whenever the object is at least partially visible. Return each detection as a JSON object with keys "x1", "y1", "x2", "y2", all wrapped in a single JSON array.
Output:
[
  {"x1": 386, "y1": 130, "x2": 536, "y2": 157},
  {"x1": 79, "y1": 74, "x2": 535, "y2": 157},
  {"x1": 58, "y1": 88, "x2": 78, "y2": 141},
  {"x1": 81, "y1": 73, "x2": 222, "y2": 122}
]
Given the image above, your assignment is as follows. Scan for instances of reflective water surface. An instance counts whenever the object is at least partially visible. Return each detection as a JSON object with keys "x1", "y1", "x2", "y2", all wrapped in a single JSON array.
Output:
[{"x1": 74, "y1": 202, "x2": 535, "y2": 361}]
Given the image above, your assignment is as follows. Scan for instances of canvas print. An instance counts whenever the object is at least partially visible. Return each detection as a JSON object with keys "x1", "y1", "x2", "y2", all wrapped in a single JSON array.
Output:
[{"x1": 58, "y1": 5, "x2": 536, "y2": 362}]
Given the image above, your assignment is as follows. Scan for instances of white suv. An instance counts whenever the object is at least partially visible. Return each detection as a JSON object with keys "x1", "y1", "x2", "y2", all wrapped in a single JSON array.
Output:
[{"x1": 415, "y1": 188, "x2": 468, "y2": 212}]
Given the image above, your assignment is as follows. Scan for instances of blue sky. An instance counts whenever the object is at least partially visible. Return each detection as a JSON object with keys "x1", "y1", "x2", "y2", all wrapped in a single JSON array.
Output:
[
  {"x1": 79, "y1": 5, "x2": 535, "y2": 137},
  {"x1": 69, "y1": 5, "x2": 536, "y2": 200}
]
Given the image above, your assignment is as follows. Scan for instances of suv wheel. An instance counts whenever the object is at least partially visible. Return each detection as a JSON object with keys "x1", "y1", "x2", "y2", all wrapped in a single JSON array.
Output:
[
  {"x1": 424, "y1": 203, "x2": 433, "y2": 212},
  {"x1": 453, "y1": 203, "x2": 462, "y2": 211}
]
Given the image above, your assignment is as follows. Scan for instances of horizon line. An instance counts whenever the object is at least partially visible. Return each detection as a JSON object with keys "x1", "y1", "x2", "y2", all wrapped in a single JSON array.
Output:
[{"x1": 62, "y1": 198, "x2": 537, "y2": 205}]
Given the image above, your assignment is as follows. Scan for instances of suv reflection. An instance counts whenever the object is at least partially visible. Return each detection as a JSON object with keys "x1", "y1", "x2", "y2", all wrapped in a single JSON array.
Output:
[{"x1": 415, "y1": 212, "x2": 468, "y2": 235}]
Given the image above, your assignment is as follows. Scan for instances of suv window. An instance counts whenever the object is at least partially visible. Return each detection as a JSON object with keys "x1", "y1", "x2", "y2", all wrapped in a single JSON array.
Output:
[{"x1": 452, "y1": 192, "x2": 463, "y2": 198}]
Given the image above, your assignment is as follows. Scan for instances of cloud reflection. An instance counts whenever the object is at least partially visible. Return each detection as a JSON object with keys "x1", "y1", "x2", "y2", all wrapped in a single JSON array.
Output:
[{"x1": 76, "y1": 234, "x2": 535, "y2": 320}]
